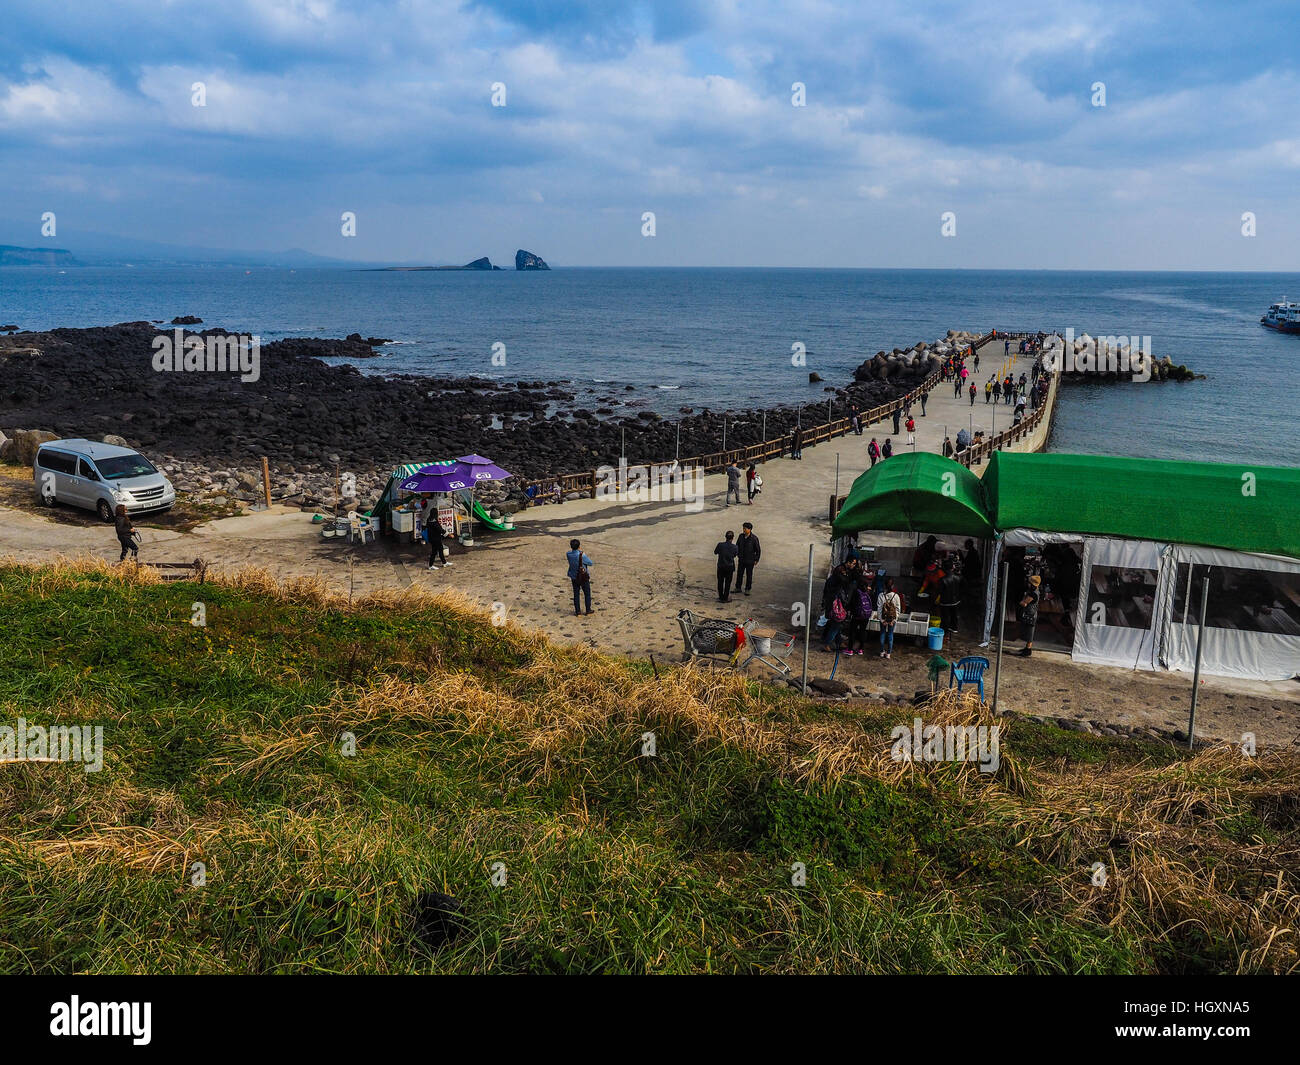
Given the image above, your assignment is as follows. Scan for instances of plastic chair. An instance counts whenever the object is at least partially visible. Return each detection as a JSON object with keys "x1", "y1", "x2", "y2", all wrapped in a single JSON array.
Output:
[{"x1": 949, "y1": 655, "x2": 990, "y2": 701}]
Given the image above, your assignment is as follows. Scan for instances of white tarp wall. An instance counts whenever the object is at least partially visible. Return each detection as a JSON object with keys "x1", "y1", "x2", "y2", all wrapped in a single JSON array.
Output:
[
  {"x1": 980, "y1": 529, "x2": 1084, "y2": 646},
  {"x1": 1158, "y1": 545, "x2": 1300, "y2": 681},
  {"x1": 1071, "y1": 538, "x2": 1168, "y2": 671}
]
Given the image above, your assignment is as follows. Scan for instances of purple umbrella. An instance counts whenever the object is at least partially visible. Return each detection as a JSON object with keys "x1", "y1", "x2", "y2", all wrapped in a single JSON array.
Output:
[
  {"x1": 398, "y1": 461, "x2": 475, "y2": 494},
  {"x1": 454, "y1": 454, "x2": 513, "y2": 482}
]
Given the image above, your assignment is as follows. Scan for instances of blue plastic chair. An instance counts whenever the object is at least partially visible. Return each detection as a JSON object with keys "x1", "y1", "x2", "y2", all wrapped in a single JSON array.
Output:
[{"x1": 949, "y1": 656, "x2": 990, "y2": 701}]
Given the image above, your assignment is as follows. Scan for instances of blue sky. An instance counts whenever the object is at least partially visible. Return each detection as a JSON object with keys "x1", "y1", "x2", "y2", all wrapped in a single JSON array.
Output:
[{"x1": 2, "y1": 0, "x2": 1297, "y2": 268}]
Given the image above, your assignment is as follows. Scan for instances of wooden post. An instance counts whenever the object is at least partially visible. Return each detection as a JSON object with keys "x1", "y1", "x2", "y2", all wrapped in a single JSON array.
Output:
[{"x1": 261, "y1": 456, "x2": 272, "y2": 509}]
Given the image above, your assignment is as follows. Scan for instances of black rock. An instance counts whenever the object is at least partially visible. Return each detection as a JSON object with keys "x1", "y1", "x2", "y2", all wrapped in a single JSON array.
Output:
[
  {"x1": 515, "y1": 249, "x2": 550, "y2": 271},
  {"x1": 171, "y1": 315, "x2": 203, "y2": 325},
  {"x1": 463, "y1": 257, "x2": 493, "y2": 270}
]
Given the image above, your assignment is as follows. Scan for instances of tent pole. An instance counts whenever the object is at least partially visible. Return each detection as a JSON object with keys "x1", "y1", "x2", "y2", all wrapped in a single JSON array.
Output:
[
  {"x1": 1186, "y1": 575, "x2": 1210, "y2": 750},
  {"x1": 801, "y1": 544, "x2": 814, "y2": 695},
  {"x1": 991, "y1": 561, "x2": 1009, "y2": 712},
  {"x1": 834, "y1": 453, "x2": 840, "y2": 504}
]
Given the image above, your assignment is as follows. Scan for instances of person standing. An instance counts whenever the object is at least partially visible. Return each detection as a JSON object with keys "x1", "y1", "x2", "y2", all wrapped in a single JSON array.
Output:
[
  {"x1": 715, "y1": 530, "x2": 739, "y2": 602},
  {"x1": 746, "y1": 464, "x2": 759, "y2": 503},
  {"x1": 846, "y1": 574, "x2": 874, "y2": 655},
  {"x1": 1004, "y1": 338, "x2": 1010, "y2": 357},
  {"x1": 878, "y1": 578, "x2": 902, "y2": 659},
  {"x1": 849, "y1": 403, "x2": 862, "y2": 435},
  {"x1": 905, "y1": 414, "x2": 915, "y2": 446},
  {"x1": 985, "y1": 378, "x2": 993, "y2": 403},
  {"x1": 992, "y1": 378, "x2": 1002, "y2": 404},
  {"x1": 973, "y1": 351, "x2": 979, "y2": 372},
  {"x1": 881, "y1": 438, "x2": 893, "y2": 460},
  {"x1": 919, "y1": 391, "x2": 928, "y2": 415},
  {"x1": 1017, "y1": 574, "x2": 1041, "y2": 656},
  {"x1": 114, "y1": 505, "x2": 139, "y2": 562},
  {"x1": 736, "y1": 522, "x2": 761, "y2": 596},
  {"x1": 942, "y1": 435, "x2": 953, "y2": 459},
  {"x1": 566, "y1": 538, "x2": 593, "y2": 616},
  {"x1": 892, "y1": 406, "x2": 901, "y2": 436},
  {"x1": 868, "y1": 437, "x2": 881, "y2": 467},
  {"x1": 968, "y1": 382, "x2": 977, "y2": 406},
  {"x1": 426, "y1": 503, "x2": 450, "y2": 569},
  {"x1": 725, "y1": 461, "x2": 742, "y2": 506},
  {"x1": 791, "y1": 425, "x2": 803, "y2": 460},
  {"x1": 820, "y1": 563, "x2": 850, "y2": 652}
]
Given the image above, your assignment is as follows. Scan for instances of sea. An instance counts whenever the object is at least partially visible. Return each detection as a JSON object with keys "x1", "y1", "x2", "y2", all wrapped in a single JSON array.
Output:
[{"x1": 2, "y1": 266, "x2": 1297, "y2": 467}]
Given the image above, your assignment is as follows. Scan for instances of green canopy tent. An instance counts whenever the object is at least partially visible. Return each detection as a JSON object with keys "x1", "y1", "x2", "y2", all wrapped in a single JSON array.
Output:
[
  {"x1": 983, "y1": 452, "x2": 1300, "y2": 560},
  {"x1": 832, "y1": 452, "x2": 995, "y2": 539}
]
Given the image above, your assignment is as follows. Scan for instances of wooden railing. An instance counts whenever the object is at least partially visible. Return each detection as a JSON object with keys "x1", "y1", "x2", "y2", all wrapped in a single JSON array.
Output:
[
  {"x1": 522, "y1": 332, "x2": 997, "y2": 501},
  {"x1": 954, "y1": 363, "x2": 1059, "y2": 470}
]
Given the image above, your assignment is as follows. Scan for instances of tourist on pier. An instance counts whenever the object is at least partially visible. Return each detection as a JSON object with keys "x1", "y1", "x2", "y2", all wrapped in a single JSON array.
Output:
[
  {"x1": 877, "y1": 579, "x2": 902, "y2": 659},
  {"x1": 725, "y1": 461, "x2": 743, "y2": 506},
  {"x1": 746, "y1": 464, "x2": 760, "y2": 503},
  {"x1": 881, "y1": 438, "x2": 894, "y2": 459},
  {"x1": 969, "y1": 382, "x2": 977, "y2": 405},
  {"x1": 953, "y1": 375, "x2": 962, "y2": 399},
  {"x1": 985, "y1": 378, "x2": 993, "y2": 403},
  {"x1": 1005, "y1": 377, "x2": 1015, "y2": 404},
  {"x1": 992, "y1": 379, "x2": 1001, "y2": 403},
  {"x1": 566, "y1": 539, "x2": 594, "y2": 616},
  {"x1": 791, "y1": 425, "x2": 803, "y2": 460},
  {"x1": 892, "y1": 407, "x2": 901, "y2": 435},
  {"x1": 920, "y1": 391, "x2": 928, "y2": 415},
  {"x1": 820, "y1": 563, "x2": 851, "y2": 652},
  {"x1": 1004, "y1": 338, "x2": 1010, "y2": 357},
  {"x1": 868, "y1": 437, "x2": 881, "y2": 467},
  {"x1": 1017, "y1": 575, "x2": 1041, "y2": 656},
  {"x1": 736, "y1": 522, "x2": 761, "y2": 596},
  {"x1": 905, "y1": 414, "x2": 915, "y2": 445},
  {"x1": 973, "y1": 351, "x2": 979, "y2": 372},
  {"x1": 425, "y1": 500, "x2": 450, "y2": 570},
  {"x1": 714, "y1": 530, "x2": 739, "y2": 602}
]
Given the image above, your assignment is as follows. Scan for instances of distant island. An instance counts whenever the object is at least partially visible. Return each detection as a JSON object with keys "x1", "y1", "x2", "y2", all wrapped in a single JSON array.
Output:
[
  {"x1": 373, "y1": 249, "x2": 550, "y2": 272},
  {"x1": 0, "y1": 244, "x2": 78, "y2": 267}
]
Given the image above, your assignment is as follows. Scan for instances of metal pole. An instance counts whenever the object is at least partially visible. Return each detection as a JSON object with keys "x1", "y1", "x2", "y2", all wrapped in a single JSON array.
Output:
[
  {"x1": 621, "y1": 427, "x2": 626, "y2": 464},
  {"x1": 675, "y1": 422, "x2": 681, "y2": 462},
  {"x1": 762, "y1": 411, "x2": 766, "y2": 447},
  {"x1": 723, "y1": 416, "x2": 727, "y2": 453},
  {"x1": 801, "y1": 544, "x2": 814, "y2": 695},
  {"x1": 834, "y1": 453, "x2": 840, "y2": 502},
  {"x1": 1187, "y1": 575, "x2": 1210, "y2": 750},
  {"x1": 991, "y1": 562, "x2": 1009, "y2": 713}
]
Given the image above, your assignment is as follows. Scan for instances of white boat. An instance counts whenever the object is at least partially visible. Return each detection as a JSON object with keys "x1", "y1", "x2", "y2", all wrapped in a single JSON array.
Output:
[{"x1": 1260, "y1": 299, "x2": 1300, "y2": 333}]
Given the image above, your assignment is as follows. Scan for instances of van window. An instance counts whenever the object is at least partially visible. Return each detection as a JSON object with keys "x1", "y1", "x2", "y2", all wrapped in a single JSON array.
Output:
[
  {"x1": 96, "y1": 454, "x2": 157, "y2": 480},
  {"x1": 78, "y1": 458, "x2": 99, "y2": 479},
  {"x1": 37, "y1": 450, "x2": 76, "y2": 475}
]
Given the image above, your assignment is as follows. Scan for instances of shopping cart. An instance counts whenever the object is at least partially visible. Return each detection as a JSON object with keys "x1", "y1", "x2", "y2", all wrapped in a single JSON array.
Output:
[
  {"x1": 677, "y1": 609, "x2": 746, "y2": 666},
  {"x1": 734, "y1": 619, "x2": 798, "y2": 679}
]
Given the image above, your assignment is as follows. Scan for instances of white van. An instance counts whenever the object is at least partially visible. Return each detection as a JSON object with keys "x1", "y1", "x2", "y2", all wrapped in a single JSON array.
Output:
[{"x1": 34, "y1": 439, "x2": 176, "y2": 522}]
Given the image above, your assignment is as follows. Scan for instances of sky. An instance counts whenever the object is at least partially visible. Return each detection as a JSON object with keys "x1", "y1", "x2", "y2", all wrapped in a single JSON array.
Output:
[{"x1": 1, "y1": 0, "x2": 1298, "y2": 268}]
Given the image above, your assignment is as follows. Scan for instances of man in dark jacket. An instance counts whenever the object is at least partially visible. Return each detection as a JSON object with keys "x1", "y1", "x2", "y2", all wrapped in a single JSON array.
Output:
[
  {"x1": 735, "y1": 522, "x2": 761, "y2": 596},
  {"x1": 939, "y1": 559, "x2": 963, "y2": 633},
  {"x1": 714, "y1": 530, "x2": 739, "y2": 601}
]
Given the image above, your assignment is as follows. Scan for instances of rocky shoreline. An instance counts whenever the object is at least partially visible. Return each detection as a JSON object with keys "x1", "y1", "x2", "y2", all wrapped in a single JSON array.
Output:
[{"x1": 0, "y1": 321, "x2": 975, "y2": 513}]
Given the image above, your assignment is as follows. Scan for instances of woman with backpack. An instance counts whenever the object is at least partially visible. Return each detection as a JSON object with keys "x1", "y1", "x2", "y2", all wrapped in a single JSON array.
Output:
[
  {"x1": 868, "y1": 437, "x2": 881, "y2": 467},
  {"x1": 877, "y1": 578, "x2": 903, "y2": 659},
  {"x1": 820, "y1": 563, "x2": 852, "y2": 652},
  {"x1": 846, "y1": 574, "x2": 875, "y2": 655}
]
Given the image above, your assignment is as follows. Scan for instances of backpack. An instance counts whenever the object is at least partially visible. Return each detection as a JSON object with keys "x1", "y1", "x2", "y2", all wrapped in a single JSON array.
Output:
[
  {"x1": 830, "y1": 596, "x2": 847, "y2": 622},
  {"x1": 881, "y1": 594, "x2": 899, "y2": 625}
]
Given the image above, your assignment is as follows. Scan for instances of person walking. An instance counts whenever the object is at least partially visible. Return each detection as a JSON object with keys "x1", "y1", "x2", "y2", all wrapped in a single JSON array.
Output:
[
  {"x1": 992, "y1": 378, "x2": 1002, "y2": 404},
  {"x1": 735, "y1": 522, "x2": 761, "y2": 596},
  {"x1": 878, "y1": 578, "x2": 902, "y2": 659},
  {"x1": 985, "y1": 378, "x2": 993, "y2": 403},
  {"x1": 953, "y1": 374, "x2": 962, "y2": 399},
  {"x1": 426, "y1": 503, "x2": 450, "y2": 569},
  {"x1": 1004, "y1": 338, "x2": 1010, "y2": 357},
  {"x1": 868, "y1": 436, "x2": 881, "y2": 467},
  {"x1": 566, "y1": 539, "x2": 593, "y2": 616},
  {"x1": 114, "y1": 504, "x2": 139, "y2": 562},
  {"x1": 714, "y1": 530, "x2": 739, "y2": 602},
  {"x1": 746, "y1": 464, "x2": 760, "y2": 503},
  {"x1": 820, "y1": 563, "x2": 851, "y2": 652},
  {"x1": 973, "y1": 350, "x2": 979, "y2": 372},
  {"x1": 919, "y1": 390, "x2": 928, "y2": 415},
  {"x1": 892, "y1": 406, "x2": 901, "y2": 436},
  {"x1": 939, "y1": 558, "x2": 963, "y2": 634},
  {"x1": 849, "y1": 403, "x2": 862, "y2": 436},
  {"x1": 968, "y1": 382, "x2": 976, "y2": 405},
  {"x1": 725, "y1": 461, "x2": 742, "y2": 506},
  {"x1": 1017, "y1": 574, "x2": 1041, "y2": 656},
  {"x1": 881, "y1": 438, "x2": 893, "y2": 459}
]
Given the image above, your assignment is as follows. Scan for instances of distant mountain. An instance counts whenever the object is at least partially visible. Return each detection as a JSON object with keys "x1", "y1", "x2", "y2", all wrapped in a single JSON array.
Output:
[
  {"x1": 0, "y1": 244, "x2": 79, "y2": 267},
  {"x1": 374, "y1": 256, "x2": 505, "y2": 272}
]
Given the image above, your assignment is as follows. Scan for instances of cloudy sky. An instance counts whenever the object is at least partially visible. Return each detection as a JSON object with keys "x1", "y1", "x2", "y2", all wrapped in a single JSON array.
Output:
[{"x1": 2, "y1": 0, "x2": 1297, "y2": 268}]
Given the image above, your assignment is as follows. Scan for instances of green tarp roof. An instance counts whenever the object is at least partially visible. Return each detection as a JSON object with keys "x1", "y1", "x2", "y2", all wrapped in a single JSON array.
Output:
[
  {"x1": 832, "y1": 453, "x2": 995, "y2": 539},
  {"x1": 984, "y1": 452, "x2": 1300, "y2": 560}
]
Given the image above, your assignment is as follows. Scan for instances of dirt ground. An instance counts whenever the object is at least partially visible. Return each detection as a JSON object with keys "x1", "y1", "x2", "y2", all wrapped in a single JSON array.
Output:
[{"x1": 1, "y1": 441, "x2": 1297, "y2": 749}]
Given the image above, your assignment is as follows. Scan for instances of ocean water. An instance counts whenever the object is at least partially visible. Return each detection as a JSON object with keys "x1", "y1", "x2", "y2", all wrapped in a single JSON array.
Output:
[{"x1": 2, "y1": 265, "x2": 1297, "y2": 467}]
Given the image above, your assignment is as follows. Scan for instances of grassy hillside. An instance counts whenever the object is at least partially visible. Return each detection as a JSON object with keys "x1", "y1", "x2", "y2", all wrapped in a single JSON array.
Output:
[{"x1": 0, "y1": 561, "x2": 1296, "y2": 974}]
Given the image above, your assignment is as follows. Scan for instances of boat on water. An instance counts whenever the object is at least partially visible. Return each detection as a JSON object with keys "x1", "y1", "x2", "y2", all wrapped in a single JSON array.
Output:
[{"x1": 1260, "y1": 299, "x2": 1300, "y2": 333}]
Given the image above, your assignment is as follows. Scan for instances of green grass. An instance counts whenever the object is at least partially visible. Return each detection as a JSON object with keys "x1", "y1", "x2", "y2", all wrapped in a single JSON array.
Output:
[{"x1": 0, "y1": 562, "x2": 1295, "y2": 974}]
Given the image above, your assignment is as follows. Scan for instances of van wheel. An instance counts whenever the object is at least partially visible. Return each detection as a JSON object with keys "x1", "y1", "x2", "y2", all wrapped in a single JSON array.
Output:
[
  {"x1": 97, "y1": 500, "x2": 114, "y2": 523},
  {"x1": 38, "y1": 491, "x2": 57, "y2": 508}
]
